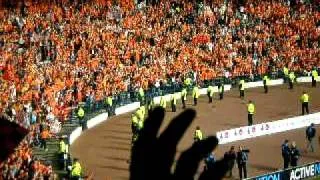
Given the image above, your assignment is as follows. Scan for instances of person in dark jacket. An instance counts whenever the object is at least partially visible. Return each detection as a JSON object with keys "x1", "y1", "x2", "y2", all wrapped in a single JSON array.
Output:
[
  {"x1": 306, "y1": 123, "x2": 316, "y2": 152},
  {"x1": 290, "y1": 142, "x2": 300, "y2": 167},
  {"x1": 224, "y1": 146, "x2": 236, "y2": 177},
  {"x1": 236, "y1": 146, "x2": 249, "y2": 179},
  {"x1": 204, "y1": 152, "x2": 216, "y2": 171},
  {"x1": 281, "y1": 139, "x2": 290, "y2": 169}
]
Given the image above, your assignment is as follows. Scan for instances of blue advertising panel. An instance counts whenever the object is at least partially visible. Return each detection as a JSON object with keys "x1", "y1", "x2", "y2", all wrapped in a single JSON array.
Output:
[{"x1": 248, "y1": 162, "x2": 320, "y2": 180}]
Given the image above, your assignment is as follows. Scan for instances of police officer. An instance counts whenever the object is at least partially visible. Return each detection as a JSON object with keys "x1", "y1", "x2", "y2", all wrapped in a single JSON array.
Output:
[
  {"x1": 306, "y1": 123, "x2": 316, "y2": 152},
  {"x1": 194, "y1": 126, "x2": 203, "y2": 142},
  {"x1": 218, "y1": 83, "x2": 224, "y2": 100},
  {"x1": 300, "y1": 91, "x2": 309, "y2": 115},
  {"x1": 77, "y1": 106, "x2": 85, "y2": 130},
  {"x1": 290, "y1": 142, "x2": 300, "y2": 167},
  {"x1": 263, "y1": 74, "x2": 269, "y2": 94},
  {"x1": 247, "y1": 100, "x2": 255, "y2": 126},
  {"x1": 71, "y1": 158, "x2": 82, "y2": 180},
  {"x1": 138, "y1": 87, "x2": 145, "y2": 105},
  {"x1": 192, "y1": 85, "x2": 200, "y2": 106},
  {"x1": 207, "y1": 84, "x2": 214, "y2": 103},
  {"x1": 311, "y1": 68, "x2": 318, "y2": 87},
  {"x1": 236, "y1": 146, "x2": 249, "y2": 179},
  {"x1": 281, "y1": 139, "x2": 290, "y2": 169},
  {"x1": 171, "y1": 93, "x2": 177, "y2": 112},
  {"x1": 160, "y1": 94, "x2": 167, "y2": 110},
  {"x1": 239, "y1": 79, "x2": 245, "y2": 99},
  {"x1": 181, "y1": 87, "x2": 187, "y2": 109},
  {"x1": 106, "y1": 95, "x2": 113, "y2": 116},
  {"x1": 289, "y1": 71, "x2": 295, "y2": 89},
  {"x1": 58, "y1": 137, "x2": 67, "y2": 170}
]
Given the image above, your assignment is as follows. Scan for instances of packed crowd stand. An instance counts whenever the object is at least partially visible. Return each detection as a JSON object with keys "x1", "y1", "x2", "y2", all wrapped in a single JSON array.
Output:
[{"x1": 0, "y1": 0, "x2": 319, "y2": 179}]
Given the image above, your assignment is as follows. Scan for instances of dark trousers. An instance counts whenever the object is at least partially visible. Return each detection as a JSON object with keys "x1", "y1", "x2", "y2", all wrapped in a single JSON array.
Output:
[
  {"x1": 182, "y1": 99, "x2": 186, "y2": 109},
  {"x1": 283, "y1": 157, "x2": 290, "y2": 169},
  {"x1": 40, "y1": 138, "x2": 47, "y2": 149},
  {"x1": 240, "y1": 90, "x2": 244, "y2": 98},
  {"x1": 302, "y1": 102, "x2": 309, "y2": 115},
  {"x1": 107, "y1": 105, "x2": 114, "y2": 116},
  {"x1": 219, "y1": 92, "x2": 223, "y2": 100},
  {"x1": 264, "y1": 84, "x2": 268, "y2": 93},
  {"x1": 194, "y1": 97, "x2": 198, "y2": 106},
  {"x1": 312, "y1": 76, "x2": 316, "y2": 87},
  {"x1": 171, "y1": 102, "x2": 176, "y2": 112},
  {"x1": 290, "y1": 160, "x2": 298, "y2": 167},
  {"x1": 248, "y1": 114, "x2": 253, "y2": 126},
  {"x1": 209, "y1": 96, "x2": 213, "y2": 103},
  {"x1": 238, "y1": 163, "x2": 247, "y2": 179},
  {"x1": 289, "y1": 81, "x2": 293, "y2": 89},
  {"x1": 59, "y1": 152, "x2": 65, "y2": 170}
]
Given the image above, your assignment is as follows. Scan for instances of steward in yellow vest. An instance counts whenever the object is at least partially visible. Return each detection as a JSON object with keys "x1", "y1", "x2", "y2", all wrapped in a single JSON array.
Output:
[
  {"x1": 263, "y1": 75, "x2": 270, "y2": 94},
  {"x1": 181, "y1": 88, "x2": 187, "y2": 109},
  {"x1": 194, "y1": 126, "x2": 204, "y2": 142},
  {"x1": 207, "y1": 85, "x2": 214, "y2": 103},
  {"x1": 58, "y1": 137, "x2": 68, "y2": 170},
  {"x1": 171, "y1": 93, "x2": 177, "y2": 112},
  {"x1": 239, "y1": 79, "x2": 245, "y2": 99},
  {"x1": 311, "y1": 69, "x2": 318, "y2": 87},
  {"x1": 160, "y1": 95, "x2": 167, "y2": 109},
  {"x1": 247, "y1": 100, "x2": 255, "y2": 126},
  {"x1": 218, "y1": 83, "x2": 224, "y2": 100},
  {"x1": 289, "y1": 72, "x2": 295, "y2": 89},
  {"x1": 192, "y1": 86, "x2": 200, "y2": 106},
  {"x1": 71, "y1": 158, "x2": 82, "y2": 179},
  {"x1": 300, "y1": 91, "x2": 310, "y2": 115}
]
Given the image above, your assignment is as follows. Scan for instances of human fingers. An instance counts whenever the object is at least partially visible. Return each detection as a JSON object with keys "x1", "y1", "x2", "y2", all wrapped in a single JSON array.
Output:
[
  {"x1": 136, "y1": 106, "x2": 165, "y2": 146},
  {"x1": 173, "y1": 136, "x2": 219, "y2": 180},
  {"x1": 157, "y1": 109, "x2": 196, "y2": 170},
  {"x1": 198, "y1": 157, "x2": 230, "y2": 180}
]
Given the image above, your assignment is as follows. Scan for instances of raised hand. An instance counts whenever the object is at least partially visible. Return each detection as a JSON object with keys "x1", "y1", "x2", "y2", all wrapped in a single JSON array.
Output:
[{"x1": 130, "y1": 107, "x2": 229, "y2": 180}]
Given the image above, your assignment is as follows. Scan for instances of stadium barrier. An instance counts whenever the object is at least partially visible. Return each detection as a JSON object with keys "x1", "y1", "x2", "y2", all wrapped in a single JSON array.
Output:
[
  {"x1": 216, "y1": 112, "x2": 320, "y2": 144},
  {"x1": 68, "y1": 76, "x2": 314, "y2": 145},
  {"x1": 246, "y1": 161, "x2": 320, "y2": 180}
]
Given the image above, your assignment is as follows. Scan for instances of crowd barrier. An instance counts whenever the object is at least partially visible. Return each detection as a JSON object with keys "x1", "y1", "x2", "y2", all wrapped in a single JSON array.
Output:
[
  {"x1": 68, "y1": 76, "x2": 315, "y2": 145},
  {"x1": 246, "y1": 161, "x2": 320, "y2": 180}
]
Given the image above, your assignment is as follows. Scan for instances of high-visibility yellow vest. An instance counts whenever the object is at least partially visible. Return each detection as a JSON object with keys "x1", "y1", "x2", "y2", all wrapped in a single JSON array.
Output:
[
  {"x1": 240, "y1": 80, "x2": 245, "y2": 90},
  {"x1": 284, "y1": 67, "x2": 289, "y2": 76},
  {"x1": 312, "y1": 70, "x2": 318, "y2": 78},
  {"x1": 219, "y1": 85, "x2": 224, "y2": 93},
  {"x1": 106, "y1": 97, "x2": 113, "y2": 106},
  {"x1": 71, "y1": 162, "x2": 82, "y2": 177},
  {"x1": 160, "y1": 96, "x2": 166, "y2": 108},
  {"x1": 139, "y1": 88, "x2": 145, "y2": 98},
  {"x1": 132, "y1": 115, "x2": 139, "y2": 125},
  {"x1": 59, "y1": 141, "x2": 66, "y2": 153},
  {"x1": 140, "y1": 106, "x2": 146, "y2": 117},
  {"x1": 192, "y1": 87, "x2": 200, "y2": 98},
  {"x1": 171, "y1": 94, "x2": 177, "y2": 105},
  {"x1": 300, "y1": 94, "x2": 309, "y2": 103},
  {"x1": 207, "y1": 86, "x2": 214, "y2": 97},
  {"x1": 194, "y1": 130, "x2": 203, "y2": 140},
  {"x1": 77, "y1": 108, "x2": 84, "y2": 118},
  {"x1": 136, "y1": 109, "x2": 144, "y2": 121},
  {"x1": 248, "y1": 103, "x2": 255, "y2": 114},
  {"x1": 289, "y1": 72, "x2": 295, "y2": 82},
  {"x1": 263, "y1": 76, "x2": 269, "y2": 85},
  {"x1": 181, "y1": 89, "x2": 187, "y2": 100}
]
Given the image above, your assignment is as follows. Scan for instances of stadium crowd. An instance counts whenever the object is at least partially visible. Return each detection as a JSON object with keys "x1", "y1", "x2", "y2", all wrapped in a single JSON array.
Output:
[{"x1": 0, "y1": 0, "x2": 319, "y2": 179}]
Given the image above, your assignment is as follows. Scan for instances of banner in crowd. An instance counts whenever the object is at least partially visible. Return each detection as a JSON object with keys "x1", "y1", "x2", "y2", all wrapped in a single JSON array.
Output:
[
  {"x1": 217, "y1": 112, "x2": 320, "y2": 144},
  {"x1": 247, "y1": 161, "x2": 320, "y2": 180}
]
